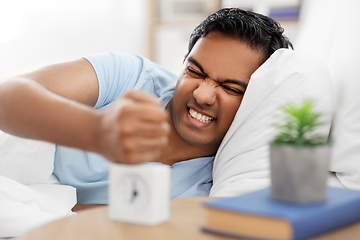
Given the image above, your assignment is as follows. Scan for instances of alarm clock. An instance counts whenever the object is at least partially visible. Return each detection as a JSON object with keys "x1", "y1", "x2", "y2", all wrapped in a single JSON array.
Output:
[{"x1": 108, "y1": 162, "x2": 171, "y2": 226}]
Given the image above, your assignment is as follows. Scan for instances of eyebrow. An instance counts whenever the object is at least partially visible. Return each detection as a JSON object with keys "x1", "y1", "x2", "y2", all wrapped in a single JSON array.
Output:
[
  {"x1": 188, "y1": 57, "x2": 206, "y2": 75},
  {"x1": 187, "y1": 56, "x2": 248, "y2": 90}
]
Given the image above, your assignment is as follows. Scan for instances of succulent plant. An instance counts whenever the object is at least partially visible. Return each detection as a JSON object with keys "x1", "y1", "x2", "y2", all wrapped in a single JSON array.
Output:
[{"x1": 273, "y1": 100, "x2": 328, "y2": 147}]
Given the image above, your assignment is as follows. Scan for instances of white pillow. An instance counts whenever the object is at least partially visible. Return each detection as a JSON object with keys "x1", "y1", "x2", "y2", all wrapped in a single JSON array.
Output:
[
  {"x1": 295, "y1": 0, "x2": 360, "y2": 190},
  {"x1": 0, "y1": 130, "x2": 58, "y2": 185},
  {"x1": 210, "y1": 49, "x2": 333, "y2": 197}
]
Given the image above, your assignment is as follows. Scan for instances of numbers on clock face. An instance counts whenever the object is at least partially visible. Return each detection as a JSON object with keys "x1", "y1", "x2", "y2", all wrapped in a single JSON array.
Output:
[{"x1": 118, "y1": 174, "x2": 148, "y2": 214}]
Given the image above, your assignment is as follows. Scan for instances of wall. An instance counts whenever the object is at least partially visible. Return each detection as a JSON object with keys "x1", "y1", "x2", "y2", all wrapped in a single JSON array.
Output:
[
  {"x1": 153, "y1": 0, "x2": 301, "y2": 75},
  {"x1": 0, "y1": 0, "x2": 302, "y2": 81},
  {"x1": 0, "y1": 0, "x2": 148, "y2": 80}
]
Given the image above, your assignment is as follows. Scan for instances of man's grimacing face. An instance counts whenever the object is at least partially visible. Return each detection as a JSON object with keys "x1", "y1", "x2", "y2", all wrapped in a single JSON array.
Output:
[{"x1": 170, "y1": 32, "x2": 264, "y2": 148}]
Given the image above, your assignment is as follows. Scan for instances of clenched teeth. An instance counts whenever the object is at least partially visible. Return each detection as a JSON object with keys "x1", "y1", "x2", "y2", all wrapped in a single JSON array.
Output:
[{"x1": 189, "y1": 108, "x2": 213, "y2": 123}]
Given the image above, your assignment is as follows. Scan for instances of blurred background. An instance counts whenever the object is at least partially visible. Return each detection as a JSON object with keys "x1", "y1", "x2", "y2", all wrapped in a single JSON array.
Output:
[{"x1": 0, "y1": 0, "x2": 301, "y2": 80}]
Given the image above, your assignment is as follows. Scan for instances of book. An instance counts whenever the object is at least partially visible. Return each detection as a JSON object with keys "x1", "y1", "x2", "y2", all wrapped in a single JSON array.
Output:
[{"x1": 202, "y1": 187, "x2": 360, "y2": 240}]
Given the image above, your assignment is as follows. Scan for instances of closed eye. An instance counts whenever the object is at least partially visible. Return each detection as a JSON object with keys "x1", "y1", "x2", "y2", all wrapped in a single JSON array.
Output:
[
  {"x1": 220, "y1": 85, "x2": 244, "y2": 96},
  {"x1": 186, "y1": 67, "x2": 206, "y2": 79}
]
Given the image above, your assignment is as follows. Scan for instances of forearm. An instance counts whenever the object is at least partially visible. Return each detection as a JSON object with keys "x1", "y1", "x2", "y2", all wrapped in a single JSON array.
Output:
[{"x1": 0, "y1": 78, "x2": 102, "y2": 153}]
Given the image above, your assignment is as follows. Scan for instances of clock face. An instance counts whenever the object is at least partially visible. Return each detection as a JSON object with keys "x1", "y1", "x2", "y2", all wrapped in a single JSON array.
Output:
[{"x1": 117, "y1": 174, "x2": 149, "y2": 214}]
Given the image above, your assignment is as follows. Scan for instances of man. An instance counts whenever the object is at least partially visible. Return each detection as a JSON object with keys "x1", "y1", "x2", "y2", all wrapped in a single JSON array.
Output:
[{"x1": 0, "y1": 8, "x2": 292, "y2": 204}]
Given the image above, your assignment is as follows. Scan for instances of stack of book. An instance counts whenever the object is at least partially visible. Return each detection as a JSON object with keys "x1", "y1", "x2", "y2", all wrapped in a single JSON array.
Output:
[{"x1": 202, "y1": 187, "x2": 360, "y2": 240}]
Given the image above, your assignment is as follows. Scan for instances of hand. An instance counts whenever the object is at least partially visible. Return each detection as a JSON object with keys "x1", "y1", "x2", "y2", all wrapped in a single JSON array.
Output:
[{"x1": 96, "y1": 90, "x2": 170, "y2": 164}]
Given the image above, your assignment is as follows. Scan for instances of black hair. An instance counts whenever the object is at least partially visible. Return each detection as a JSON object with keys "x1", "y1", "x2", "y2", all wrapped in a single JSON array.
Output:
[{"x1": 186, "y1": 8, "x2": 293, "y2": 62}]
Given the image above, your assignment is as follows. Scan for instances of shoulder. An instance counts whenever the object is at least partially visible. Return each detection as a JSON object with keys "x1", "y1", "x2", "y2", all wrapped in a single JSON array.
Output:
[
  {"x1": 84, "y1": 52, "x2": 177, "y2": 80},
  {"x1": 84, "y1": 52, "x2": 178, "y2": 108}
]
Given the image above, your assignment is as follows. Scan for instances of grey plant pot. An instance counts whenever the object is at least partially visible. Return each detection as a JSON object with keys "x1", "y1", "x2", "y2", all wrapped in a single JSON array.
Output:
[{"x1": 270, "y1": 144, "x2": 330, "y2": 204}]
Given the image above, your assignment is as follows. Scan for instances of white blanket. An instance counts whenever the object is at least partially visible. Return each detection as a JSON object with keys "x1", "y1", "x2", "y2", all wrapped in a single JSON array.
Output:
[
  {"x1": 0, "y1": 131, "x2": 57, "y2": 185},
  {"x1": 0, "y1": 176, "x2": 76, "y2": 237},
  {"x1": 0, "y1": 130, "x2": 77, "y2": 238}
]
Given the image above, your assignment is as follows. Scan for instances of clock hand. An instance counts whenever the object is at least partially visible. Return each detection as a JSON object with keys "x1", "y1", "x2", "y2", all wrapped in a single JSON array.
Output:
[
  {"x1": 130, "y1": 179, "x2": 138, "y2": 203},
  {"x1": 132, "y1": 189, "x2": 138, "y2": 202}
]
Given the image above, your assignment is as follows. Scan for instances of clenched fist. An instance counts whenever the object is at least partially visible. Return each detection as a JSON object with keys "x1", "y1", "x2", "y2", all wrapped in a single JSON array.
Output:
[{"x1": 95, "y1": 90, "x2": 170, "y2": 164}]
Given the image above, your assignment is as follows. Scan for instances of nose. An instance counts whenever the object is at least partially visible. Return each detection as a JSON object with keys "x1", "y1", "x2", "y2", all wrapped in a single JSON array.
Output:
[{"x1": 193, "y1": 78, "x2": 217, "y2": 106}]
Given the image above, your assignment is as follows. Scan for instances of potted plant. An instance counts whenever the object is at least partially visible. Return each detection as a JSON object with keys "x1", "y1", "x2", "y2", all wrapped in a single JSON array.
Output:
[{"x1": 270, "y1": 100, "x2": 330, "y2": 204}]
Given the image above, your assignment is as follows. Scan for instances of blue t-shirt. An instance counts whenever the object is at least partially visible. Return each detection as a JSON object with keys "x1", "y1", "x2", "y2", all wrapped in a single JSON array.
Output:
[{"x1": 53, "y1": 52, "x2": 214, "y2": 204}]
